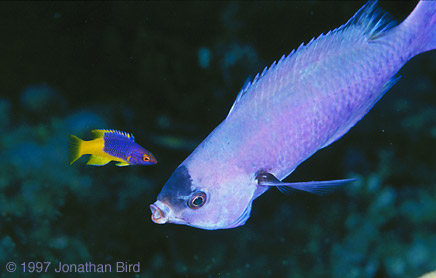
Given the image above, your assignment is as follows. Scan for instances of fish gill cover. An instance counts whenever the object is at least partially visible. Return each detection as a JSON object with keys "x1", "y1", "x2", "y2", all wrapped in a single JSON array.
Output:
[{"x1": 0, "y1": 1, "x2": 435, "y2": 278}]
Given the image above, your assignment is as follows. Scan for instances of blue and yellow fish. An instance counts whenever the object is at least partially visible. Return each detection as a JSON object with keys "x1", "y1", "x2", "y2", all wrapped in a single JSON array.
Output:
[{"x1": 69, "y1": 129, "x2": 157, "y2": 167}]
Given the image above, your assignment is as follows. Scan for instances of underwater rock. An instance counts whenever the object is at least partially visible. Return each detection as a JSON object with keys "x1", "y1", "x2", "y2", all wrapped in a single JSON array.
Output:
[
  {"x1": 0, "y1": 98, "x2": 11, "y2": 129},
  {"x1": 198, "y1": 47, "x2": 212, "y2": 69},
  {"x1": 0, "y1": 236, "x2": 15, "y2": 261},
  {"x1": 20, "y1": 84, "x2": 65, "y2": 114},
  {"x1": 65, "y1": 110, "x2": 107, "y2": 135},
  {"x1": 384, "y1": 256, "x2": 406, "y2": 277},
  {"x1": 148, "y1": 133, "x2": 199, "y2": 152}
]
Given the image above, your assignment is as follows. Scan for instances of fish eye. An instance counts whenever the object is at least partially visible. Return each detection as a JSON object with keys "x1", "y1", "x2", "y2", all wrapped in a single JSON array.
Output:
[
  {"x1": 142, "y1": 154, "x2": 150, "y2": 162},
  {"x1": 187, "y1": 191, "x2": 207, "y2": 209}
]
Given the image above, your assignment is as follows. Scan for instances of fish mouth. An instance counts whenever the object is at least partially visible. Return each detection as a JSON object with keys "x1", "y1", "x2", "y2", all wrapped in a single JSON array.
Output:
[
  {"x1": 150, "y1": 200, "x2": 186, "y2": 225},
  {"x1": 148, "y1": 155, "x2": 158, "y2": 164},
  {"x1": 150, "y1": 200, "x2": 170, "y2": 224}
]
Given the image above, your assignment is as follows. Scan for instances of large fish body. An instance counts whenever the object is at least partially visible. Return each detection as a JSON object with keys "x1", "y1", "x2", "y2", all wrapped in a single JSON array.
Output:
[{"x1": 150, "y1": 1, "x2": 436, "y2": 230}]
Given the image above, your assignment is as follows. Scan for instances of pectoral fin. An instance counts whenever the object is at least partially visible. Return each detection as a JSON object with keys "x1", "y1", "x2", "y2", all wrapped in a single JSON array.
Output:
[
  {"x1": 87, "y1": 155, "x2": 111, "y2": 166},
  {"x1": 256, "y1": 172, "x2": 355, "y2": 195},
  {"x1": 115, "y1": 161, "x2": 129, "y2": 167}
]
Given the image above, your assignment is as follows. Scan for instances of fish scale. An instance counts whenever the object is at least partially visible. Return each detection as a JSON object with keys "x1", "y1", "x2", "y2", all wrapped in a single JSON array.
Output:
[
  {"x1": 233, "y1": 9, "x2": 396, "y2": 179},
  {"x1": 103, "y1": 135, "x2": 130, "y2": 158}
]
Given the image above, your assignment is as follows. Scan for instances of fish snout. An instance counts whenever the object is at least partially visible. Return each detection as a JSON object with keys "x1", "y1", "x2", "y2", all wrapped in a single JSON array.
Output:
[
  {"x1": 150, "y1": 201, "x2": 170, "y2": 224},
  {"x1": 149, "y1": 155, "x2": 158, "y2": 165}
]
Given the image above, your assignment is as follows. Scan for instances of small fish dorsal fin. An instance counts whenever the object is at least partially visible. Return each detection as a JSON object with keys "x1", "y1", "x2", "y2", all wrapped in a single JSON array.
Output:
[
  {"x1": 91, "y1": 129, "x2": 106, "y2": 138},
  {"x1": 91, "y1": 129, "x2": 135, "y2": 141}
]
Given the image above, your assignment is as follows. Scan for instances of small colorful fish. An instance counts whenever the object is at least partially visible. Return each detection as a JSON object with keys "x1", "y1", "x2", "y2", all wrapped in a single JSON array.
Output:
[{"x1": 69, "y1": 129, "x2": 157, "y2": 167}]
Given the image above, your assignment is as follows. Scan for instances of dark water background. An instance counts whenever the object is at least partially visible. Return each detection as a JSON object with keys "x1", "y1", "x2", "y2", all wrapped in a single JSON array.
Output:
[{"x1": 0, "y1": 1, "x2": 435, "y2": 277}]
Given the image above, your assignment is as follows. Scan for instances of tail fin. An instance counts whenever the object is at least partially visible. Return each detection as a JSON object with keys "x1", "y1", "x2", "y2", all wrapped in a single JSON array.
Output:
[
  {"x1": 68, "y1": 135, "x2": 83, "y2": 165},
  {"x1": 402, "y1": 0, "x2": 436, "y2": 54}
]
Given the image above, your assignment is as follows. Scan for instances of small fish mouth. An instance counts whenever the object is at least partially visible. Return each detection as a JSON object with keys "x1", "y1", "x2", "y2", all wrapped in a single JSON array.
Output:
[{"x1": 150, "y1": 201, "x2": 170, "y2": 224}]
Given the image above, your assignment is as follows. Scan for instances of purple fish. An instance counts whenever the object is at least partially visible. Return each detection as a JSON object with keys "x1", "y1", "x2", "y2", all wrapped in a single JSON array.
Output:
[{"x1": 150, "y1": 1, "x2": 436, "y2": 230}]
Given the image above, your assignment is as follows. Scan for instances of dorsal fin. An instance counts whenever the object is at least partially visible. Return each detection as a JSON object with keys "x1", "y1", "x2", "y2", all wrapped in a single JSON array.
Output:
[
  {"x1": 226, "y1": 1, "x2": 396, "y2": 120},
  {"x1": 91, "y1": 129, "x2": 135, "y2": 141},
  {"x1": 344, "y1": 0, "x2": 395, "y2": 40},
  {"x1": 226, "y1": 54, "x2": 287, "y2": 119},
  {"x1": 226, "y1": 77, "x2": 251, "y2": 118}
]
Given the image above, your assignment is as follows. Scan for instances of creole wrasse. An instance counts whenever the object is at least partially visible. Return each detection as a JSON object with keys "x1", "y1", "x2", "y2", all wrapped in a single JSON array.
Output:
[
  {"x1": 69, "y1": 129, "x2": 157, "y2": 167},
  {"x1": 150, "y1": 1, "x2": 436, "y2": 230}
]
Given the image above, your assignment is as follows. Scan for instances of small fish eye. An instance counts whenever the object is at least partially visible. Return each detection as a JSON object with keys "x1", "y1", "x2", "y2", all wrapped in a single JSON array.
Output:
[
  {"x1": 187, "y1": 191, "x2": 207, "y2": 209},
  {"x1": 142, "y1": 154, "x2": 150, "y2": 162}
]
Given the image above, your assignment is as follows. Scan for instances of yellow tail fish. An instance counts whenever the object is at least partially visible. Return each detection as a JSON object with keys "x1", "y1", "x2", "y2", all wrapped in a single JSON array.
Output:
[{"x1": 69, "y1": 129, "x2": 157, "y2": 167}]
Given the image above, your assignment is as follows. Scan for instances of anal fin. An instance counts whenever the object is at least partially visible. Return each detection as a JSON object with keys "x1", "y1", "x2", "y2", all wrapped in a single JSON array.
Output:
[
  {"x1": 115, "y1": 161, "x2": 129, "y2": 167},
  {"x1": 87, "y1": 155, "x2": 111, "y2": 166}
]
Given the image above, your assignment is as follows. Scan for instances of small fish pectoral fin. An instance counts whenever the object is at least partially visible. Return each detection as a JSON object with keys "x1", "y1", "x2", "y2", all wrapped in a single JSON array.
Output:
[
  {"x1": 115, "y1": 161, "x2": 129, "y2": 167},
  {"x1": 256, "y1": 172, "x2": 355, "y2": 195},
  {"x1": 87, "y1": 155, "x2": 111, "y2": 166}
]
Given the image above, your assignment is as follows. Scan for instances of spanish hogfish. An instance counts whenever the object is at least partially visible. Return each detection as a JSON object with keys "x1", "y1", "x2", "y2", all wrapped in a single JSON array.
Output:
[{"x1": 150, "y1": 1, "x2": 436, "y2": 230}]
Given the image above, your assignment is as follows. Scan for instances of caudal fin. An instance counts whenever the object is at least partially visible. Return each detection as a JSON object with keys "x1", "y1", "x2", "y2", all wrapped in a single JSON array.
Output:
[
  {"x1": 68, "y1": 135, "x2": 84, "y2": 165},
  {"x1": 402, "y1": 0, "x2": 436, "y2": 54}
]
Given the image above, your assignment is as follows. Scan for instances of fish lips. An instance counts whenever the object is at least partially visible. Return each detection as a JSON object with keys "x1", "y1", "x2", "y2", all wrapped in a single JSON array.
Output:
[{"x1": 149, "y1": 200, "x2": 186, "y2": 225}]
